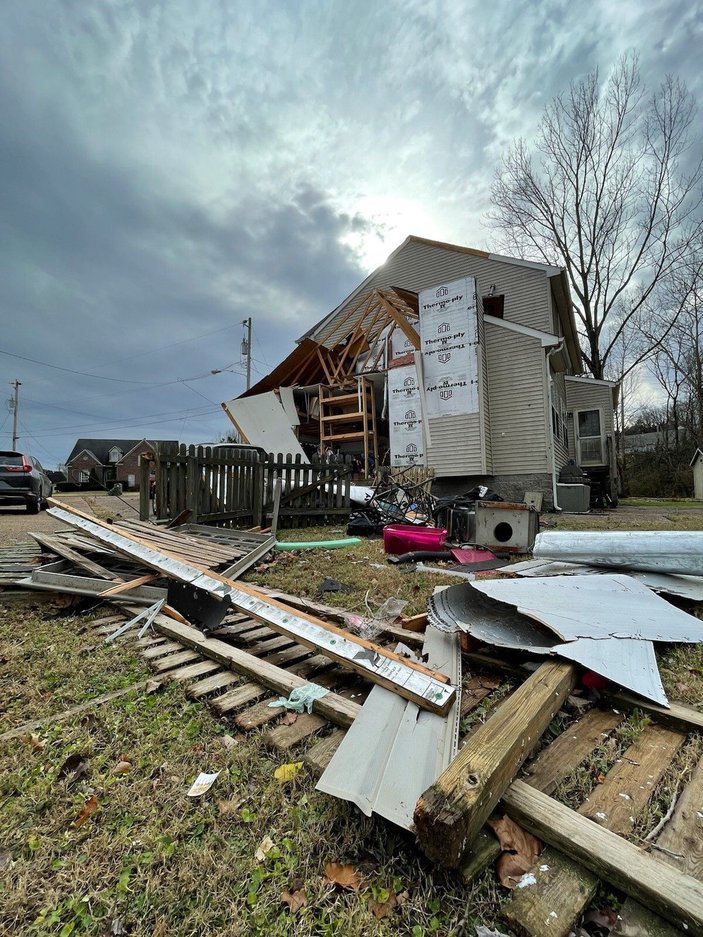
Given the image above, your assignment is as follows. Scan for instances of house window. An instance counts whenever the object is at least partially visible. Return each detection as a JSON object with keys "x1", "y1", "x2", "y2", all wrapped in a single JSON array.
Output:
[
  {"x1": 576, "y1": 409, "x2": 604, "y2": 465},
  {"x1": 483, "y1": 295, "x2": 505, "y2": 318},
  {"x1": 79, "y1": 471, "x2": 90, "y2": 484},
  {"x1": 108, "y1": 447, "x2": 123, "y2": 463}
]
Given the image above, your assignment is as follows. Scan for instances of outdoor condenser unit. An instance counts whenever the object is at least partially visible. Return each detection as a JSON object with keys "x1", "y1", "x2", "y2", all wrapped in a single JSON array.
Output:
[
  {"x1": 474, "y1": 501, "x2": 540, "y2": 554},
  {"x1": 556, "y1": 483, "x2": 591, "y2": 513}
]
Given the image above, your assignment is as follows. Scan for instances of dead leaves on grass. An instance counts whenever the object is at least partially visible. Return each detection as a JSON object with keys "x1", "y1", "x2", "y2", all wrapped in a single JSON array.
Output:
[
  {"x1": 281, "y1": 886, "x2": 307, "y2": 913},
  {"x1": 23, "y1": 732, "x2": 46, "y2": 751},
  {"x1": 74, "y1": 794, "x2": 99, "y2": 828},
  {"x1": 488, "y1": 814, "x2": 542, "y2": 889},
  {"x1": 324, "y1": 862, "x2": 362, "y2": 891},
  {"x1": 254, "y1": 835, "x2": 275, "y2": 863},
  {"x1": 274, "y1": 762, "x2": 302, "y2": 784}
]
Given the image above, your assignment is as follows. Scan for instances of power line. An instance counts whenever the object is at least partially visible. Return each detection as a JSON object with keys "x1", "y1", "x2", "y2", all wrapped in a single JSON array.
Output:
[
  {"x1": 83, "y1": 322, "x2": 244, "y2": 372},
  {"x1": 23, "y1": 404, "x2": 218, "y2": 437}
]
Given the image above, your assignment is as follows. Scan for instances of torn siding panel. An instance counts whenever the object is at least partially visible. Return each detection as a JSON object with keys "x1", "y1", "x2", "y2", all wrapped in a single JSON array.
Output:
[
  {"x1": 485, "y1": 322, "x2": 549, "y2": 474},
  {"x1": 316, "y1": 626, "x2": 461, "y2": 830},
  {"x1": 312, "y1": 241, "x2": 554, "y2": 349}
]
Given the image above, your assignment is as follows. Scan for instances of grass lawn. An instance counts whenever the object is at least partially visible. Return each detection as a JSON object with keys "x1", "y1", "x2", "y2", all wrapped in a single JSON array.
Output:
[{"x1": 2, "y1": 505, "x2": 703, "y2": 935}]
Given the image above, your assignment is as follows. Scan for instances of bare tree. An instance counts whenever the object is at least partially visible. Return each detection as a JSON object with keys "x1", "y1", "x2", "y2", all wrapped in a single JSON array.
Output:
[{"x1": 489, "y1": 54, "x2": 703, "y2": 379}]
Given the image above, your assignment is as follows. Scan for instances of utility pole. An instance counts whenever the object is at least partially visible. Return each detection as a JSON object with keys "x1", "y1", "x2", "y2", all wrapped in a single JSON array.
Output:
[
  {"x1": 242, "y1": 317, "x2": 252, "y2": 390},
  {"x1": 9, "y1": 379, "x2": 21, "y2": 449}
]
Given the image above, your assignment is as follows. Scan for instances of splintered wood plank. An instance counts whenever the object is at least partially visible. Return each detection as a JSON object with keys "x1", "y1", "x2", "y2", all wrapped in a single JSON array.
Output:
[
  {"x1": 613, "y1": 756, "x2": 703, "y2": 937},
  {"x1": 502, "y1": 852, "x2": 598, "y2": 936},
  {"x1": 303, "y1": 729, "x2": 346, "y2": 775},
  {"x1": 263, "y1": 644, "x2": 311, "y2": 668},
  {"x1": 265, "y1": 713, "x2": 327, "y2": 752},
  {"x1": 211, "y1": 682, "x2": 267, "y2": 714},
  {"x1": 250, "y1": 635, "x2": 293, "y2": 655},
  {"x1": 414, "y1": 661, "x2": 578, "y2": 867},
  {"x1": 151, "y1": 649, "x2": 201, "y2": 672},
  {"x1": 460, "y1": 673, "x2": 502, "y2": 718},
  {"x1": 187, "y1": 670, "x2": 239, "y2": 699},
  {"x1": 580, "y1": 725, "x2": 685, "y2": 833},
  {"x1": 154, "y1": 619, "x2": 359, "y2": 727},
  {"x1": 523, "y1": 708, "x2": 625, "y2": 795},
  {"x1": 141, "y1": 641, "x2": 183, "y2": 659},
  {"x1": 656, "y1": 754, "x2": 703, "y2": 878},
  {"x1": 502, "y1": 725, "x2": 686, "y2": 937},
  {"x1": 235, "y1": 698, "x2": 281, "y2": 730},
  {"x1": 612, "y1": 899, "x2": 681, "y2": 937},
  {"x1": 502, "y1": 780, "x2": 703, "y2": 936},
  {"x1": 165, "y1": 660, "x2": 221, "y2": 682}
]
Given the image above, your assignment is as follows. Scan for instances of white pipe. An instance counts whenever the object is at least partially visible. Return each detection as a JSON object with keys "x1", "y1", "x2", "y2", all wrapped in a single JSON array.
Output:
[{"x1": 546, "y1": 341, "x2": 566, "y2": 512}]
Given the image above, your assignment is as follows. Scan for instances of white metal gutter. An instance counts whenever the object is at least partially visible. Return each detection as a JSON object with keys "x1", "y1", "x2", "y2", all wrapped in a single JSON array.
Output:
[{"x1": 534, "y1": 531, "x2": 703, "y2": 577}]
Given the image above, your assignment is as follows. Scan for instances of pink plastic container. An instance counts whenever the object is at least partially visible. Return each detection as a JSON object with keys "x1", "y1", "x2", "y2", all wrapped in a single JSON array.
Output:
[{"x1": 383, "y1": 524, "x2": 448, "y2": 555}]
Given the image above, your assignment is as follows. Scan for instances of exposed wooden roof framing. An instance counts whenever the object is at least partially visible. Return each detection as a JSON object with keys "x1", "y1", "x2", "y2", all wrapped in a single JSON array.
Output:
[{"x1": 242, "y1": 287, "x2": 420, "y2": 396}]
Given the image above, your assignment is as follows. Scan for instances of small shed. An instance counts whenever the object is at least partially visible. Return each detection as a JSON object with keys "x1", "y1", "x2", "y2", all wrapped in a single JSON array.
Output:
[{"x1": 690, "y1": 448, "x2": 703, "y2": 500}]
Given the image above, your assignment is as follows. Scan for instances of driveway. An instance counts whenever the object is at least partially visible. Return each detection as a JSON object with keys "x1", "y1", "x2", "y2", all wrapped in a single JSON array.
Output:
[{"x1": 0, "y1": 492, "x2": 143, "y2": 546}]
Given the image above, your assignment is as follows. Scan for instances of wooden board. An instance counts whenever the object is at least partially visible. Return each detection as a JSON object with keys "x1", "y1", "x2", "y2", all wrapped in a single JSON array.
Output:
[
  {"x1": 265, "y1": 713, "x2": 327, "y2": 752},
  {"x1": 502, "y1": 780, "x2": 703, "y2": 936},
  {"x1": 503, "y1": 724, "x2": 685, "y2": 937},
  {"x1": 303, "y1": 730, "x2": 346, "y2": 775},
  {"x1": 186, "y1": 671, "x2": 239, "y2": 699},
  {"x1": 523, "y1": 708, "x2": 625, "y2": 795},
  {"x1": 613, "y1": 756, "x2": 703, "y2": 937},
  {"x1": 414, "y1": 661, "x2": 577, "y2": 867},
  {"x1": 48, "y1": 499, "x2": 454, "y2": 716},
  {"x1": 580, "y1": 725, "x2": 685, "y2": 832}
]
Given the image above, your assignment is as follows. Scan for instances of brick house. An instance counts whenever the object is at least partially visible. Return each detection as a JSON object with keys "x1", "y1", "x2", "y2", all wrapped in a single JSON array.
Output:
[{"x1": 64, "y1": 438, "x2": 177, "y2": 490}]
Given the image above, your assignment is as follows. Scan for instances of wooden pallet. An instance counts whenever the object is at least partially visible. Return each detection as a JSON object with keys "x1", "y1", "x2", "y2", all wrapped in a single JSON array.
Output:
[{"x1": 81, "y1": 610, "x2": 703, "y2": 936}]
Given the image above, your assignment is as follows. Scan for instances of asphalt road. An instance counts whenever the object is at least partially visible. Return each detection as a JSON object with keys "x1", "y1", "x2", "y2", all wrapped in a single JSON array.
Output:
[{"x1": 0, "y1": 493, "x2": 142, "y2": 546}]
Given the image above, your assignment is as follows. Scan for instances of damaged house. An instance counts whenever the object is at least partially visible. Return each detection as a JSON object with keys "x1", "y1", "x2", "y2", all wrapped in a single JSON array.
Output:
[{"x1": 227, "y1": 236, "x2": 618, "y2": 508}]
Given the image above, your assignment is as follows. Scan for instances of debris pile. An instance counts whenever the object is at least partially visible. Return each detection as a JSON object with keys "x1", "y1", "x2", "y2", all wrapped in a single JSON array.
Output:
[{"x1": 3, "y1": 499, "x2": 703, "y2": 937}]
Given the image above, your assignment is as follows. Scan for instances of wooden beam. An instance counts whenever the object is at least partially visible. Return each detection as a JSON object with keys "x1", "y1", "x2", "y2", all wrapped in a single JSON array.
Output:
[
  {"x1": 48, "y1": 498, "x2": 454, "y2": 715},
  {"x1": 414, "y1": 660, "x2": 577, "y2": 867},
  {"x1": 503, "y1": 779, "x2": 703, "y2": 936},
  {"x1": 30, "y1": 532, "x2": 122, "y2": 583},
  {"x1": 97, "y1": 573, "x2": 159, "y2": 597},
  {"x1": 153, "y1": 617, "x2": 360, "y2": 728},
  {"x1": 607, "y1": 689, "x2": 703, "y2": 734},
  {"x1": 376, "y1": 292, "x2": 421, "y2": 349}
]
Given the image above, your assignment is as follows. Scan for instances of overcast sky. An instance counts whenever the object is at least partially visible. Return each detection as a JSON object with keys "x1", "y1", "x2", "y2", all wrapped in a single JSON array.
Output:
[{"x1": 1, "y1": 0, "x2": 701, "y2": 467}]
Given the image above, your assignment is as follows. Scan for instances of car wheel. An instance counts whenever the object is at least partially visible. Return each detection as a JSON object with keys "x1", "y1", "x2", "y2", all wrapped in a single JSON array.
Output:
[{"x1": 26, "y1": 499, "x2": 40, "y2": 515}]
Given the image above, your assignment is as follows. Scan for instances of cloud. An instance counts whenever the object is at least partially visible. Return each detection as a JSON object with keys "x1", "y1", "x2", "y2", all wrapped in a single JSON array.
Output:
[{"x1": 0, "y1": 0, "x2": 699, "y2": 463}]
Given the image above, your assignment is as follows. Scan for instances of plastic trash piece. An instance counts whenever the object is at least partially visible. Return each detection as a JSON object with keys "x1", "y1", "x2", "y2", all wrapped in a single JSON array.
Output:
[
  {"x1": 268, "y1": 684, "x2": 330, "y2": 714},
  {"x1": 187, "y1": 771, "x2": 220, "y2": 797},
  {"x1": 355, "y1": 597, "x2": 409, "y2": 640},
  {"x1": 274, "y1": 538, "x2": 361, "y2": 551}
]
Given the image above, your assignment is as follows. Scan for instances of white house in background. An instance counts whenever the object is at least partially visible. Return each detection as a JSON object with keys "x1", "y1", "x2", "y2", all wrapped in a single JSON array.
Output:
[{"x1": 241, "y1": 236, "x2": 619, "y2": 508}]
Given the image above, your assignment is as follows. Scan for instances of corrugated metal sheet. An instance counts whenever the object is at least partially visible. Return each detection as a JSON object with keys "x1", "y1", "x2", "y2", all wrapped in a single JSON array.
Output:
[
  {"x1": 316, "y1": 626, "x2": 461, "y2": 830},
  {"x1": 473, "y1": 573, "x2": 703, "y2": 644},
  {"x1": 484, "y1": 321, "x2": 549, "y2": 474},
  {"x1": 312, "y1": 240, "x2": 554, "y2": 350},
  {"x1": 535, "y1": 530, "x2": 703, "y2": 577},
  {"x1": 427, "y1": 579, "x2": 669, "y2": 705}
]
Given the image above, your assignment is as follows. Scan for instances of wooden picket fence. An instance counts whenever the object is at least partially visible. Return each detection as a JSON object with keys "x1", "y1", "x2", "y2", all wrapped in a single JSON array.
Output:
[{"x1": 140, "y1": 445, "x2": 352, "y2": 529}]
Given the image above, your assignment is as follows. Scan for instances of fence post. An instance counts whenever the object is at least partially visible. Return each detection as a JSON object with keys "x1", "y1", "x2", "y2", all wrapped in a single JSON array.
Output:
[
  {"x1": 186, "y1": 445, "x2": 199, "y2": 524},
  {"x1": 139, "y1": 457, "x2": 151, "y2": 520},
  {"x1": 252, "y1": 455, "x2": 264, "y2": 528}
]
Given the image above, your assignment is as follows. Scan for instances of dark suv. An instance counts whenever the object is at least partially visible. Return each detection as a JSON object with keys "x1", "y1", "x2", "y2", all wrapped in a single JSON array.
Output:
[{"x1": 0, "y1": 450, "x2": 53, "y2": 513}]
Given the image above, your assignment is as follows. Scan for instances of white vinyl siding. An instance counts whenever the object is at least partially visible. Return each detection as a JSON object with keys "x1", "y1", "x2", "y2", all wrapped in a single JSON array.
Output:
[
  {"x1": 312, "y1": 241, "x2": 553, "y2": 349},
  {"x1": 484, "y1": 321, "x2": 549, "y2": 474},
  {"x1": 566, "y1": 379, "x2": 615, "y2": 465},
  {"x1": 426, "y1": 413, "x2": 483, "y2": 476},
  {"x1": 551, "y1": 372, "x2": 569, "y2": 467}
]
